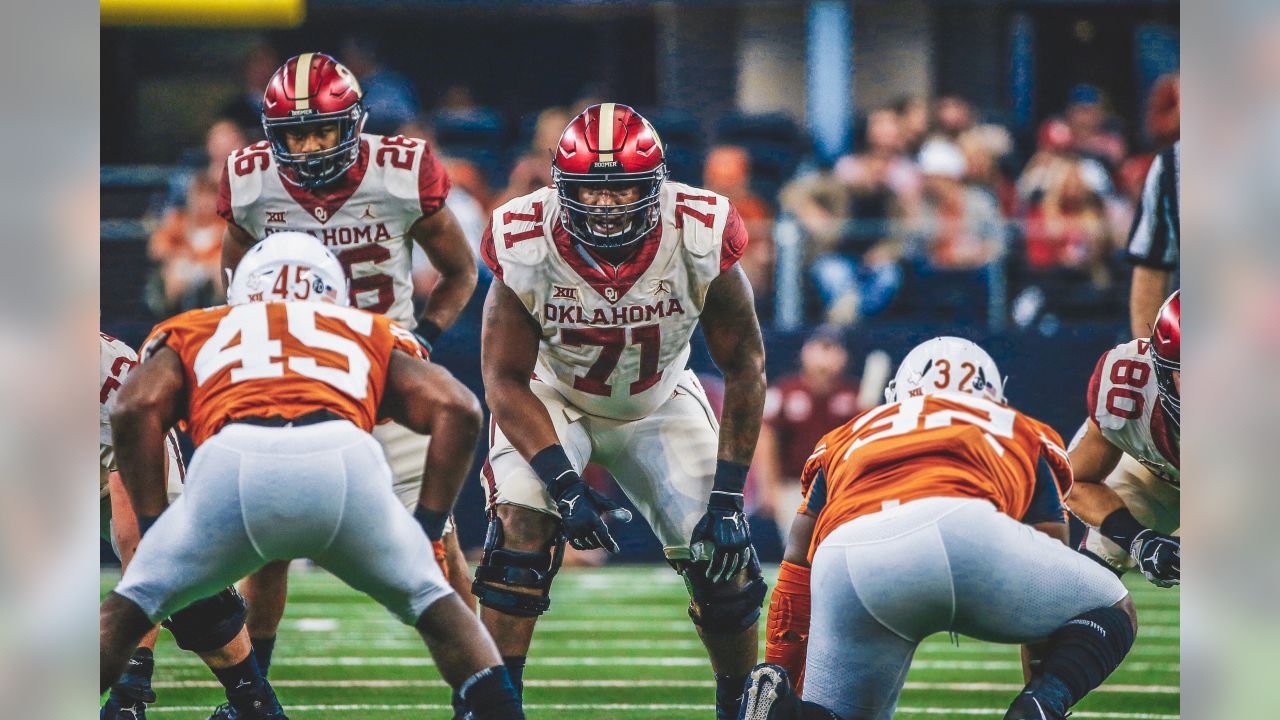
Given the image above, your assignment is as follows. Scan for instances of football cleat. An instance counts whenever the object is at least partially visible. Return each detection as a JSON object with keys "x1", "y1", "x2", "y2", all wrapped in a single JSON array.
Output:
[
  {"x1": 1003, "y1": 691, "x2": 1067, "y2": 720},
  {"x1": 738, "y1": 664, "x2": 796, "y2": 720},
  {"x1": 223, "y1": 678, "x2": 288, "y2": 720}
]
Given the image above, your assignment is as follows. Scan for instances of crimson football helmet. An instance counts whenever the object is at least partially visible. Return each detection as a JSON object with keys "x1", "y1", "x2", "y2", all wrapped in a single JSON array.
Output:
[
  {"x1": 552, "y1": 103, "x2": 667, "y2": 250},
  {"x1": 1150, "y1": 290, "x2": 1180, "y2": 428},
  {"x1": 261, "y1": 52, "x2": 366, "y2": 189}
]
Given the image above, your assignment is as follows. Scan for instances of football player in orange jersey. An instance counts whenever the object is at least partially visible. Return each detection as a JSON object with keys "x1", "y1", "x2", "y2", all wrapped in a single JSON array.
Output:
[
  {"x1": 100, "y1": 234, "x2": 524, "y2": 720},
  {"x1": 741, "y1": 338, "x2": 1137, "y2": 720},
  {"x1": 219, "y1": 54, "x2": 479, "y2": 709}
]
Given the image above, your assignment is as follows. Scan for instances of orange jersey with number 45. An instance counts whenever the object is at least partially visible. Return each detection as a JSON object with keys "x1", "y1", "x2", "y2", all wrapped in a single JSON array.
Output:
[
  {"x1": 799, "y1": 392, "x2": 1072, "y2": 562},
  {"x1": 142, "y1": 302, "x2": 422, "y2": 446}
]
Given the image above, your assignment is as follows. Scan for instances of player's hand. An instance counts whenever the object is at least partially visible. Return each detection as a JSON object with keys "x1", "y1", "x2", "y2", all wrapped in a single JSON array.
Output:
[
  {"x1": 690, "y1": 492, "x2": 755, "y2": 583},
  {"x1": 1129, "y1": 530, "x2": 1180, "y2": 587},
  {"x1": 555, "y1": 481, "x2": 632, "y2": 553}
]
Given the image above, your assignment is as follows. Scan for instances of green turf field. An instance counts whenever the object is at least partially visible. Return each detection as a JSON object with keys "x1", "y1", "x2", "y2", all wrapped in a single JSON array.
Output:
[{"x1": 100, "y1": 565, "x2": 1179, "y2": 719}]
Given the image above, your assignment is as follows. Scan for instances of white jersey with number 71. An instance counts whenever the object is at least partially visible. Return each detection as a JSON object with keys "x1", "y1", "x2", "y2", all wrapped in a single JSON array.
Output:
[{"x1": 481, "y1": 181, "x2": 749, "y2": 421}]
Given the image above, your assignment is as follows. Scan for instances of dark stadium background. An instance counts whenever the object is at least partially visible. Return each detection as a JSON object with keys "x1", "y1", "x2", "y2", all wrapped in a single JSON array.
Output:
[{"x1": 100, "y1": 0, "x2": 1179, "y2": 560}]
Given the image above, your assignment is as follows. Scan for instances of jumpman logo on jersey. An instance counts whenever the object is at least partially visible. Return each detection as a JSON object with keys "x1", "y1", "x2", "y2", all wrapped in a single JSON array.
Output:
[{"x1": 360, "y1": 205, "x2": 376, "y2": 220}]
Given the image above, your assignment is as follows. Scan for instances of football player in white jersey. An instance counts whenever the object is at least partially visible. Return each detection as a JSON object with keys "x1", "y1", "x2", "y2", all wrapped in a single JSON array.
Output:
[
  {"x1": 478, "y1": 104, "x2": 767, "y2": 719},
  {"x1": 100, "y1": 334, "x2": 284, "y2": 720},
  {"x1": 217, "y1": 52, "x2": 479, "y2": 695},
  {"x1": 1068, "y1": 291, "x2": 1180, "y2": 587}
]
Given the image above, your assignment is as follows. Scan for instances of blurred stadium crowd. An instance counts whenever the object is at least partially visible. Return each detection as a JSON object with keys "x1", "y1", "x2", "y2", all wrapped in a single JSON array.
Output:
[{"x1": 106, "y1": 39, "x2": 1178, "y2": 333}]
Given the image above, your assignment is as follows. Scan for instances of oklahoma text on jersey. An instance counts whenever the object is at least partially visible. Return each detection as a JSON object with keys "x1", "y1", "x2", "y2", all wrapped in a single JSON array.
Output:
[{"x1": 481, "y1": 180, "x2": 747, "y2": 421}]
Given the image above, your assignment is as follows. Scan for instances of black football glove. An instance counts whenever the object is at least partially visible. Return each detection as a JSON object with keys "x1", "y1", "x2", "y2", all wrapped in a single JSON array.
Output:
[
  {"x1": 690, "y1": 490, "x2": 755, "y2": 583},
  {"x1": 555, "y1": 480, "x2": 632, "y2": 553},
  {"x1": 1130, "y1": 529, "x2": 1180, "y2": 587}
]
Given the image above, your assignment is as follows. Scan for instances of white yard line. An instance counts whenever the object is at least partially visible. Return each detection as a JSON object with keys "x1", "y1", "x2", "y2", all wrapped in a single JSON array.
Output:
[
  {"x1": 145, "y1": 704, "x2": 1179, "y2": 718},
  {"x1": 157, "y1": 655, "x2": 1179, "y2": 672},
  {"x1": 151, "y1": 678, "x2": 1176, "y2": 694}
]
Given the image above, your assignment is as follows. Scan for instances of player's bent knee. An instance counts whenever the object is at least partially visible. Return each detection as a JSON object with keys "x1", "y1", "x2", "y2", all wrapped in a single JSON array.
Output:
[
  {"x1": 162, "y1": 587, "x2": 247, "y2": 653},
  {"x1": 682, "y1": 555, "x2": 767, "y2": 635},
  {"x1": 473, "y1": 512, "x2": 565, "y2": 618},
  {"x1": 1113, "y1": 594, "x2": 1138, "y2": 633},
  {"x1": 1050, "y1": 605, "x2": 1135, "y2": 669}
]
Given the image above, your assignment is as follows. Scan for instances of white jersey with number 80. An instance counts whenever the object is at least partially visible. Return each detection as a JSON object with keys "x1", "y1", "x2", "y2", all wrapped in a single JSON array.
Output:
[{"x1": 1087, "y1": 338, "x2": 1179, "y2": 485}]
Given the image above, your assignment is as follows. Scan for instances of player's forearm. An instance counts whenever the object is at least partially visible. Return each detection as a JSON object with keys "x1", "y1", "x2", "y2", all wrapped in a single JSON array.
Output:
[
  {"x1": 417, "y1": 261, "x2": 478, "y2": 334},
  {"x1": 488, "y1": 381, "x2": 563, "y2": 462},
  {"x1": 764, "y1": 560, "x2": 812, "y2": 693},
  {"x1": 1129, "y1": 266, "x2": 1171, "y2": 339},
  {"x1": 416, "y1": 391, "x2": 483, "y2": 517},
  {"x1": 718, "y1": 366, "x2": 766, "y2": 465},
  {"x1": 109, "y1": 409, "x2": 171, "y2": 521},
  {"x1": 1065, "y1": 481, "x2": 1128, "y2": 529}
]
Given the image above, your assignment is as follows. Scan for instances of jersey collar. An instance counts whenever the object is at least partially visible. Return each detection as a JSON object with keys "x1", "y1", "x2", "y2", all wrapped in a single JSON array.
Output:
[
  {"x1": 551, "y1": 218, "x2": 662, "y2": 304},
  {"x1": 278, "y1": 139, "x2": 371, "y2": 224}
]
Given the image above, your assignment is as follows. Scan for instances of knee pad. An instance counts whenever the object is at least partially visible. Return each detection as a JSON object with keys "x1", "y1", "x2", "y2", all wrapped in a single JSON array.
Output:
[
  {"x1": 162, "y1": 587, "x2": 246, "y2": 653},
  {"x1": 472, "y1": 512, "x2": 564, "y2": 618},
  {"x1": 1043, "y1": 605, "x2": 1136, "y2": 696},
  {"x1": 681, "y1": 554, "x2": 767, "y2": 634}
]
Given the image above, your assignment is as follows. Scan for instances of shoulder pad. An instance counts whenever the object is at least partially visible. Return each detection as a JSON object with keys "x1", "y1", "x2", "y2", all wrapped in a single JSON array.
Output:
[
  {"x1": 224, "y1": 142, "x2": 273, "y2": 209},
  {"x1": 372, "y1": 134, "x2": 426, "y2": 203},
  {"x1": 490, "y1": 189, "x2": 556, "y2": 269},
  {"x1": 664, "y1": 182, "x2": 731, "y2": 259}
]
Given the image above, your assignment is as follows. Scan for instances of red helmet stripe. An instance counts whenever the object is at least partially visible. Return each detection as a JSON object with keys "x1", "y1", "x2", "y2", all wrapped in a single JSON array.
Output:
[
  {"x1": 597, "y1": 102, "x2": 615, "y2": 161},
  {"x1": 293, "y1": 52, "x2": 314, "y2": 110}
]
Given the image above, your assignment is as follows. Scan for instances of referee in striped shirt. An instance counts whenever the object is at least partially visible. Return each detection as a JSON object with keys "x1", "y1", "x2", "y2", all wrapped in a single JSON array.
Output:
[{"x1": 1128, "y1": 141, "x2": 1179, "y2": 338}]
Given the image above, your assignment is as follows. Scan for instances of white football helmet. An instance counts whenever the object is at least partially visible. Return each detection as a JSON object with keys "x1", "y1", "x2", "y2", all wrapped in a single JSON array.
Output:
[
  {"x1": 226, "y1": 232, "x2": 348, "y2": 306},
  {"x1": 884, "y1": 336, "x2": 1006, "y2": 404}
]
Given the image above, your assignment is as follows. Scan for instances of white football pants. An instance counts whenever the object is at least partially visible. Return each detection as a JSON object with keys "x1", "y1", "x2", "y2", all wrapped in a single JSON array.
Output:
[
  {"x1": 804, "y1": 497, "x2": 1128, "y2": 720},
  {"x1": 113, "y1": 420, "x2": 453, "y2": 625}
]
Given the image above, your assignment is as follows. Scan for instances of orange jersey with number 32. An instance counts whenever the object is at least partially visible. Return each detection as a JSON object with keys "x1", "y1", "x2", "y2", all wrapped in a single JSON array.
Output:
[
  {"x1": 143, "y1": 302, "x2": 422, "y2": 446},
  {"x1": 799, "y1": 392, "x2": 1072, "y2": 562}
]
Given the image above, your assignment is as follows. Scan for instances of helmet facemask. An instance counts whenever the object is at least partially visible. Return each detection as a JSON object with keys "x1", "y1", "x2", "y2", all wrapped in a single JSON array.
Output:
[
  {"x1": 264, "y1": 104, "x2": 366, "y2": 189},
  {"x1": 1152, "y1": 352, "x2": 1180, "y2": 431},
  {"x1": 554, "y1": 166, "x2": 666, "y2": 251}
]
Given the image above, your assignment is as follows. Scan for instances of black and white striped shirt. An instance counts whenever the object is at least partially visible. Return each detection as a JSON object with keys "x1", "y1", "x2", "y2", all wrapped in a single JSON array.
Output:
[{"x1": 1126, "y1": 141, "x2": 1180, "y2": 270}]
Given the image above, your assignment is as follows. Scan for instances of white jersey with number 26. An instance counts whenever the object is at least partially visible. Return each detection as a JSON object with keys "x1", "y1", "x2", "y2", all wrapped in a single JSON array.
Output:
[{"x1": 219, "y1": 133, "x2": 451, "y2": 329}]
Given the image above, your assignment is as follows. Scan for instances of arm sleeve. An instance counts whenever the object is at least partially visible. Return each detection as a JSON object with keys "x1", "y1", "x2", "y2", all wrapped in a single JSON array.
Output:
[
  {"x1": 764, "y1": 560, "x2": 811, "y2": 694},
  {"x1": 798, "y1": 465, "x2": 829, "y2": 516},
  {"x1": 479, "y1": 219, "x2": 503, "y2": 281},
  {"x1": 719, "y1": 203, "x2": 749, "y2": 273},
  {"x1": 1085, "y1": 350, "x2": 1109, "y2": 428},
  {"x1": 1021, "y1": 457, "x2": 1068, "y2": 525},
  {"x1": 216, "y1": 163, "x2": 245, "y2": 232},
  {"x1": 418, "y1": 143, "x2": 452, "y2": 218}
]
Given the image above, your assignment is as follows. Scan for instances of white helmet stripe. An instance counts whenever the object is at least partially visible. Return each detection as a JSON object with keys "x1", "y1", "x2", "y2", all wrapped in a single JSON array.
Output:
[
  {"x1": 597, "y1": 102, "x2": 615, "y2": 162},
  {"x1": 293, "y1": 52, "x2": 314, "y2": 111}
]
